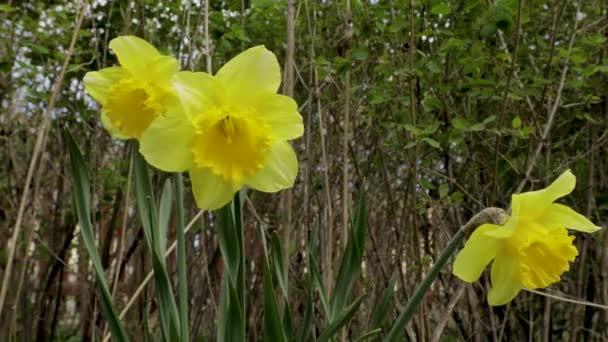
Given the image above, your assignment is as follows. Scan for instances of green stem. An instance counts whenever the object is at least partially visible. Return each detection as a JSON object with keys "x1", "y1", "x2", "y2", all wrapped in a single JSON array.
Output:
[
  {"x1": 233, "y1": 192, "x2": 246, "y2": 337},
  {"x1": 384, "y1": 208, "x2": 506, "y2": 341},
  {"x1": 174, "y1": 173, "x2": 189, "y2": 342}
]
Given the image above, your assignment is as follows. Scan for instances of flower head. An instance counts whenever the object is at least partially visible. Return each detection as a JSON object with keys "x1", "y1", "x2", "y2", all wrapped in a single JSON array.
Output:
[
  {"x1": 139, "y1": 46, "x2": 303, "y2": 210},
  {"x1": 453, "y1": 170, "x2": 601, "y2": 306},
  {"x1": 83, "y1": 36, "x2": 180, "y2": 139}
]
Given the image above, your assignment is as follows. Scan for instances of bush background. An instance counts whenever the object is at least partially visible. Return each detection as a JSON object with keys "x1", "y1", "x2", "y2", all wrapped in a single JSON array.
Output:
[{"x1": 0, "y1": 0, "x2": 607, "y2": 340}]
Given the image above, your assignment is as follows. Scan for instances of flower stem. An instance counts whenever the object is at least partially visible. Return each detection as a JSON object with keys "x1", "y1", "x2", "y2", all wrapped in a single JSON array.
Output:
[
  {"x1": 174, "y1": 173, "x2": 189, "y2": 342},
  {"x1": 383, "y1": 208, "x2": 506, "y2": 341}
]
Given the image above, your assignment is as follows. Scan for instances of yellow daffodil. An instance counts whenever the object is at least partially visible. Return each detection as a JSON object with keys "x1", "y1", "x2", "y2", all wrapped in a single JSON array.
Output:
[
  {"x1": 83, "y1": 36, "x2": 180, "y2": 139},
  {"x1": 139, "y1": 46, "x2": 303, "y2": 210},
  {"x1": 453, "y1": 170, "x2": 601, "y2": 306}
]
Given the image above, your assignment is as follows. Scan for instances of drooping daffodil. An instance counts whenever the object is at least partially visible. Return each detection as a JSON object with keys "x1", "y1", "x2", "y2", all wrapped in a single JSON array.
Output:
[
  {"x1": 83, "y1": 36, "x2": 180, "y2": 139},
  {"x1": 453, "y1": 170, "x2": 601, "y2": 306},
  {"x1": 139, "y1": 46, "x2": 303, "y2": 210}
]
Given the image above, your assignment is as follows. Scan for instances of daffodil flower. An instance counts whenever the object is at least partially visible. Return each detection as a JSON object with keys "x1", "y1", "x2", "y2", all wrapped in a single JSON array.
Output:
[
  {"x1": 139, "y1": 46, "x2": 303, "y2": 210},
  {"x1": 83, "y1": 36, "x2": 180, "y2": 139},
  {"x1": 453, "y1": 170, "x2": 601, "y2": 306}
]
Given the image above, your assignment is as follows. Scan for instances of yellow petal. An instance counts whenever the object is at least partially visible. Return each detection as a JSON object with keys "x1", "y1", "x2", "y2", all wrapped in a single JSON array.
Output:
[
  {"x1": 145, "y1": 55, "x2": 180, "y2": 84},
  {"x1": 543, "y1": 203, "x2": 601, "y2": 233},
  {"x1": 512, "y1": 170, "x2": 575, "y2": 219},
  {"x1": 100, "y1": 112, "x2": 129, "y2": 140},
  {"x1": 253, "y1": 94, "x2": 304, "y2": 140},
  {"x1": 487, "y1": 251, "x2": 522, "y2": 306},
  {"x1": 83, "y1": 67, "x2": 128, "y2": 103},
  {"x1": 215, "y1": 46, "x2": 281, "y2": 101},
  {"x1": 139, "y1": 113, "x2": 195, "y2": 172},
  {"x1": 173, "y1": 71, "x2": 218, "y2": 117},
  {"x1": 246, "y1": 141, "x2": 298, "y2": 192},
  {"x1": 109, "y1": 35, "x2": 160, "y2": 74},
  {"x1": 190, "y1": 168, "x2": 238, "y2": 210},
  {"x1": 453, "y1": 224, "x2": 499, "y2": 283}
]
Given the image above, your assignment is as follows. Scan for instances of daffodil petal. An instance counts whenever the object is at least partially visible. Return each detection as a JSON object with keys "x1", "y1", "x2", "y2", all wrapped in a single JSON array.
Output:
[
  {"x1": 139, "y1": 114, "x2": 195, "y2": 172},
  {"x1": 453, "y1": 224, "x2": 499, "y2": 283},
  {"x1": 83, "y1": 67, "x2": 128, "y2": 103},
  {"x1": 190, "y1": 168, "x2": 237, "y2": 210},
  {"x1": 487, "y1": 251, "x2": 522, "y2": 306},
  {"x1": 109, "y1": 36, "x2": 160, "y2": 74},
  {"x1": 512, "y1": 170, "x2": 576, "y2": 219},
  {"x1": 100, "y1": 112, "x2": 129, "y2": 140},
  {"x1": 247, "y1": 141, "x2": 298, "y2": 192},
  {"x1": 215, "y1": 46, "x2": 281, "y2": 100},
  {"x1": 543, "y1": 203, "x2": 601, "y2": 232},
  {"x1": 173, "y1": 71, "x2": 218, "y2": 116},
  {"x1": 254, "y1": 94, "x2": 303, "y2": 140},
  {"x1": 146, "y1": 55, "x2": 180, "y2": 84}
]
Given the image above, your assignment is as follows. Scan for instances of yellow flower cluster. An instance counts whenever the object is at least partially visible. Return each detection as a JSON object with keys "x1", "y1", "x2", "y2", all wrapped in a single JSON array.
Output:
[
  {"x1": 84, "y1": 36, "x2": 303, "y2": 210},
  {"x1": 453, "y1": 170, "x2": 601, "y2": 305}
]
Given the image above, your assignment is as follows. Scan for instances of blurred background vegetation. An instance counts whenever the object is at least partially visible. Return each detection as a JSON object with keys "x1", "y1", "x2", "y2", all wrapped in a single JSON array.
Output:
[{"x1": 1, "y1": 0, "x2": 607, "y2": 341}]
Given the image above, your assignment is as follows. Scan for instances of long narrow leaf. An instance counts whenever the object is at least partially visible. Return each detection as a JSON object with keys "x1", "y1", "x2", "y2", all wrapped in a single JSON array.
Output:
[
  {"x1": 132, "y1": 147, "x2": 180, "y2": 341},
  {"x1": 369, "y1": 275, "x2": 396, "y2": 331},
  {"x1": 318, "y1": 296, "x2": 364, "y2": 342},
  {"x1": 217, "y1": 202, "x2": 241, "y2": 285},
  {"x1": 270, "y1": 232, "x2": 288, "y2": 300},
  {"x1": 158, "y1": 179, "x2": 173, "y2": 254},
  {"x1": 174, "y1": 173, "x2": 189, "y2": 341},
  {"x1": 262, "y1": 235, "x2": 287, "y2": 342},
  {"x1": 65, "y1": 130, "x2": 129, "y2": 342},
  {"x1": 331, "y1": 192, "x2": 367, "y2": 318},
  {"x1": 217, "y1": 270, "x2": 245, "y2": 342}
]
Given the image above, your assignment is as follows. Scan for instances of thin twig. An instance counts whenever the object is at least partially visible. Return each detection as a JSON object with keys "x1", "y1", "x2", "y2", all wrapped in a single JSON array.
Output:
[
  {"x1": 516, "y1": 2, "x2": 582, "y2": 193},
  {"x1": 526, "y1": 289, "x2": 608, "y2": 310},
  {"x1": 0, "y1": 0, "x2": 89, "y2": 319}
]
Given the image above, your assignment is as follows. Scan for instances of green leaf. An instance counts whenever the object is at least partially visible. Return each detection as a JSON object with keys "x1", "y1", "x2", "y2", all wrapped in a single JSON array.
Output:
[
  {"x1": 330, "y1": 192, "x2": 367, "y2": 318},
  {"x1": 431, "y1": 3, "x2": 451, "y2": 15},
  {"x1": 422, "y1": 137, "x2": 441, "y2": 149},
  {"x1": 352, "y1": 48, "x2": 370, "y2": 61},
  {"x1": 512, "y1": 116, "x2": 522, "y2": 129},
  {"x1": 132, "y1": 148, "x2": 180, "y2": 341},
  {"x1": 64, "y1": 130, "x2": 129, "y2": 342},
  {"x1": 262, "y1": 232, "x2": 287, "y2": 342},
  {"x1": 0, "y1": 4, "x2": 16, "y2": 12},
  {"x1": 174, "y1": 173, "x2": 189, "y2": 342},
  {"x1": 158, "y1": 179, "x2": 173, "y2": 254},
  {"x1": 252, "y1": 0, "x2": 275, "y2": 8},
  {"x1": 217, "y1": 203, "x2": 241, "y2": 286},
  {"x1": 270, "y1": 232, "x2": 288, "y2": 300},
  {"x1": 451, "y1": 117, "x2": 469, "y2": 130},
  {"x1": 369, "y1": 276, "x2": 396, "y2": 330},
  {"x1": 318, "y1": 296, "x2": 364, "y2": 342},
  {"x1": 217, "y1": 271, "x2": 245, "y2": 342},
  {"x1": 438, "y1": 183, "x2": 449, "y2": 199}
]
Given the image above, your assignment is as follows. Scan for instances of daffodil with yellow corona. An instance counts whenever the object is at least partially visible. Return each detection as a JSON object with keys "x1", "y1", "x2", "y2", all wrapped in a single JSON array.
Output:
[
  {"x1": 83, "y1": 36, "x2": 180, "y2": 139},
  {"x1": 453, "y1": 170, "x2": 601, "y2": 306},
  {"x1": 139, "y1": 46, "x2": 303, "y2": 210}
]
